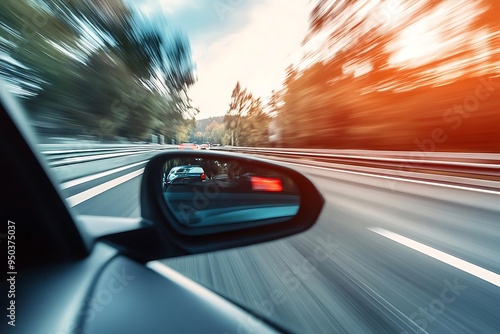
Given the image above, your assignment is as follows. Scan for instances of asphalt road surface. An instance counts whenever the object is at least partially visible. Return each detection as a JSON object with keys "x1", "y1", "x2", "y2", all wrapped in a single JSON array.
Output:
[{"x1": 59, "y1": 157, "x2": 500, "y2": 334}]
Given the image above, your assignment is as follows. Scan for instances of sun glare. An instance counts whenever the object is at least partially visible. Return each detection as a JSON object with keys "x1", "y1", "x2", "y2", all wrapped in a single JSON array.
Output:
[{"x1": 388, "y1": 0, "x2": 496, "y2": 86}]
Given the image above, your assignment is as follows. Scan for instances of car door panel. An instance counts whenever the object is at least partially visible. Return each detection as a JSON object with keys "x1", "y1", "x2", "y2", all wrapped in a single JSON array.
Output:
[{"x1": 83, "y1": 256, "x2": 278, "y2": 334}]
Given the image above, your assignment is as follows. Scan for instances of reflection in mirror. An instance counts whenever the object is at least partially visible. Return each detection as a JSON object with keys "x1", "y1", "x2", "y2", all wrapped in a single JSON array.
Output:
[{"x1": 162, "y1": 157, "x2": 300, "y2": 227}]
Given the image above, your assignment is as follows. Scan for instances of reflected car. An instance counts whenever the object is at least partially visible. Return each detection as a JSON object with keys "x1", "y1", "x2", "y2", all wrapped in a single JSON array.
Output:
[
  {"x1": 164, "y1": 166, "x2": 183, "y2": 184},
  {"x1": 164, "y1": 165, "x2": 206, "y2": 186}
]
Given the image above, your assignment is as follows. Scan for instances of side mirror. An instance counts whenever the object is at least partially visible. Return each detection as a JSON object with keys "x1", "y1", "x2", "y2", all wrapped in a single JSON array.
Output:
[{"x1": 141, "y1": 151, "x2": 324, "y2": 257}]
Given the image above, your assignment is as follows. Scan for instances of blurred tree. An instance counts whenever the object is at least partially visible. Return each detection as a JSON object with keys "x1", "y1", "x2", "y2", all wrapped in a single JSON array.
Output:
[
  {"x1": 245, "y1": 97, "x2": 271, "y2": 147},
  {"x1": 0, "y1": 0, "x2": 197, "y2": 142},
  {"x1": 188, "y1": 117, "x2": 227, "y2": 145},
  {"x1": 223, "y1": 82, "x2": 270, "y2": 147},
  {"x1": 224, "y1": 82, "x2": 250, "y2": 146},
  {"x1": 278, "y1": 0, "x2": 500, "y2": 151}
]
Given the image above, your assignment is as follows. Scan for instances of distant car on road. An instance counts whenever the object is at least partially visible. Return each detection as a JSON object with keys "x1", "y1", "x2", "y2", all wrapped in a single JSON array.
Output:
[
  {"x1": 178, "y1": 142, "x2": 198, "y2": 150},
  {"x1": 199, "y1": 143, "x2": 209, "y2": 150}
]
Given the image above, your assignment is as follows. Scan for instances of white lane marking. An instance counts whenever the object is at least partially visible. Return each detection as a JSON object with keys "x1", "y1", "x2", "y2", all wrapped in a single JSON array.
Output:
[
  {"x1": 277, "y1": 160, "x2": 500, "y2": 196},
  {"x1": 368, "y1": 227, "x2": 500, "y2": 288},
  {"x1": 60, "y1": 161, "x2": 147, "y2": 189},
  {"x1": 67, "y1": 168, "x2": 144, "y2": 207}
]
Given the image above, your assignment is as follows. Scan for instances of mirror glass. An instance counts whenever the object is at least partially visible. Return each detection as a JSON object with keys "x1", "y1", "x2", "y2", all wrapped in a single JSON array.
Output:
[{"x1": 162, "y1": 157, "x2": 301, "y2": 227}]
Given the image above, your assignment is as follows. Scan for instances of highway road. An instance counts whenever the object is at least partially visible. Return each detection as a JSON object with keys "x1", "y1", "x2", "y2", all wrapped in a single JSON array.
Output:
[{"x1": 57, "y1": 155, "x2": 500, "y2": 334}]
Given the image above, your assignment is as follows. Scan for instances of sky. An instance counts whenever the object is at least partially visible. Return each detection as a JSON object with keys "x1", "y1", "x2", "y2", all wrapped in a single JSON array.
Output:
[{"x1": 129, "y1": 0, "x2": 311, "y2": 119}]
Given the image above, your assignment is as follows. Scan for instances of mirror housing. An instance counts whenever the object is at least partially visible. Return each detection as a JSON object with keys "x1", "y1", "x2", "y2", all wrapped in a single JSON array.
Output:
[{"x1": 141, "y1": 151, "x2": 324, "y2": 257}]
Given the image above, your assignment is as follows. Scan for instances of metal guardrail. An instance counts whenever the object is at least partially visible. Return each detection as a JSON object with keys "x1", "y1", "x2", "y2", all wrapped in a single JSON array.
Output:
[
  {"x1": 217, "y1": 147, "x2": 500, "y2": 180},
  {"x1": 41, "y1": 144, "x2": 177, "y2": 167}
]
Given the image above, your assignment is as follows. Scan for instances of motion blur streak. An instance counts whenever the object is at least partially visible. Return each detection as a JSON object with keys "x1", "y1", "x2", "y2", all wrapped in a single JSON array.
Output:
[{"x1": 271, "y1": 0, "x2": 500, "y2": 151}]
